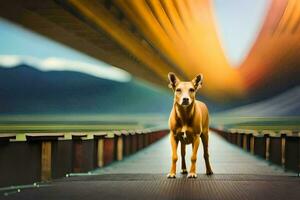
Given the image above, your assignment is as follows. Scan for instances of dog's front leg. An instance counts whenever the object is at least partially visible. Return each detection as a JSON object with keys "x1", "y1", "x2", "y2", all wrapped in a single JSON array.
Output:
[
  {"x1": 188, "y1": 136, "x2": 200, "y2": 178},
  {"x1": 167, "y1": 133, "x2": 178, "y2": 178}
]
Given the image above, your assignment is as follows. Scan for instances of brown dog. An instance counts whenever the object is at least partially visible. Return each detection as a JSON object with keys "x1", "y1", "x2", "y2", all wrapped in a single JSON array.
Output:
[{"x1": 167, "y1": 72, "x2": 213, "y2": 178}]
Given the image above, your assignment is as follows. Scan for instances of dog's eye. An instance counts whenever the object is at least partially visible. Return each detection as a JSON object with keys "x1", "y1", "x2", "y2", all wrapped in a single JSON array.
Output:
[
  {"x1": 176, "y1": 88, "x2": 181, "y2": 92},
  {"x1": 189, "y1": 88, "x2": 195, "y2": 92}
]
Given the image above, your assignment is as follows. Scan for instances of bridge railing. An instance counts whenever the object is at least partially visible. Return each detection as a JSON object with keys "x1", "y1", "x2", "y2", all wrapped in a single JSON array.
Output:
[
  {"x1": 210, "y1": 127, "x2": 300, "y2": 174},
  {"x1": 0, "y1": 129, "x2": 169, "y2": 187}
]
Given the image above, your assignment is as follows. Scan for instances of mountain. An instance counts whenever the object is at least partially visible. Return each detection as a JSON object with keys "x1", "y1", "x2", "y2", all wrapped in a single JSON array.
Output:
[
  {"x1": 218, "y1": 86, "x2": 300, "y2": 116},
  {"x1": 0, "y1": 64, "x2": 173, "y2": 114}
]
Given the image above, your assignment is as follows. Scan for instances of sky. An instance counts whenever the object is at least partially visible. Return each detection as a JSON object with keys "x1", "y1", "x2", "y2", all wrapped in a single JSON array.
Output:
[
  {"x1": 212, "y1": 0, "x2": 270, "y2": 66},
  {"x1": 0, "y1": 0, "x2": 270, "y2": 74},
  {"x1": 0, "y1": 18, "x2": 131, "y2": 82}
]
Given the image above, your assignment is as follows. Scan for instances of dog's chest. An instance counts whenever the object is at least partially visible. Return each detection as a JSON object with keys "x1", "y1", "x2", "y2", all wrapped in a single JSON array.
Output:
[
  {"x1": 177, "y1": 133, "x2": 194, "y2": 144},
  {"x1": 175, "y1": 126, "x2": 196, "y2": 144}
]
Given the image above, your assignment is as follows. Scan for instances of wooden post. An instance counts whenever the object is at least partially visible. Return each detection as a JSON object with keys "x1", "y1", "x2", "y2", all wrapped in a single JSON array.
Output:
[
  {"x1": 72, "y1": 140, "x2": 83, "y2": 173},
  {"x1": 281, "y1": 136, "x2": 286, "y2": 166},
  {"x1": 130, "y1": 132, "x2": 137, "y2": 153},
  {"x1": 116, "y1": 136, "x2": 123, "y2": 161},
  {"x1": 284, "y1": 131, "x2": 300, "y2": 173},
  {"x1": 103, "y1": 136, "x2": 115, "y2": 166},
  {"x1": 262, "y1": 130, "x2": 271, "y2": 161},
  {"x1": 41, "y1": 141, "x2": 52, "y2": 181},
  {"x1": 97, "y1": 138, "x2": 104, "y2": 167},
  {"x1": 250, "y1": 135, "x2": 255, "y2": 154},
  {"x1": 122, "y1": 135, "x2": 128, "y2": 156},
  {"x1": 266, "y1": 137, "x2": 270, "y2": 161},
  {"x1": 242, "y1": 134, "x2": 247, "y2": 150},
  {"x1": 237, "y1": 132, "x2": 242, "y2": 147}
]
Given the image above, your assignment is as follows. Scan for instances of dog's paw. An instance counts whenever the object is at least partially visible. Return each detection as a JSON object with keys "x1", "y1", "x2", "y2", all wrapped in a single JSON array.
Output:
[
  {"x1": 167, "y1": 173, "x2": 176, "y2": 178},
  {"x1": 206, "y1": 170, "x2": 214, "y2": 176},
  {"x1": 187, "y1": 172, "x2": 197, "y2": 178},
  {"x1": 180, "y1": 169, "x2": 188, "y2": 174}
]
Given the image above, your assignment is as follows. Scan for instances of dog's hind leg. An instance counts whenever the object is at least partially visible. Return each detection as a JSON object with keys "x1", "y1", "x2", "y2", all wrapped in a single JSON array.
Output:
[
  {"x1": 180, "y1": 142, "x2": 188, "y2": 174},
  {"x1": 188, "y1": 136, "x2": 200, "y2": 178},
  {"x1": 201, "y1": 131, "x2": 213, "y2": 175}
]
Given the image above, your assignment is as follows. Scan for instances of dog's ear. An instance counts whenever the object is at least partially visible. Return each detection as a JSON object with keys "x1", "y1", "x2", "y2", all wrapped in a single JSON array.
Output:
[
  {"x1": 168, "y1": 72, "x2": 180, "y2": 89},
  {"x1": 192, "y1": 74, "x2": 203, "y2": 90}
]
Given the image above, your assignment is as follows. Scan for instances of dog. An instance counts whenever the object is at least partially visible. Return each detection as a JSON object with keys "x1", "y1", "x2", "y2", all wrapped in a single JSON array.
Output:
[{"x1": 167, "y1": 72, "x2": 213, "y2": 178}]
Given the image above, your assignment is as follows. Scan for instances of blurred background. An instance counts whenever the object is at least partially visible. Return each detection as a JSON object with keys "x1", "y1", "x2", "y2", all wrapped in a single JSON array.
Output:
[
  {"x1": 1, "y1": 0, "x2": 300, "y2": 194},
  {"x1": 0, "y1": 0, "x2": 299, "y2": 132}
]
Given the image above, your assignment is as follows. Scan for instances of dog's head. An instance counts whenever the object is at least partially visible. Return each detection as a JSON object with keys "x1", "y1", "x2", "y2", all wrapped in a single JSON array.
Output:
[{"x1": 168, "y1": 72, "x2": 203, "y2": 107}]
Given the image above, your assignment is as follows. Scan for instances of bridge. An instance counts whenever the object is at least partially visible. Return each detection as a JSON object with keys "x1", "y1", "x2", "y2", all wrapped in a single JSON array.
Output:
[
  {"x1": 0, "y1": 0, "x2": 300, "y2": 199},
  {"x1": 0, "y1": 122, "x2": 299, "y2": 199}
]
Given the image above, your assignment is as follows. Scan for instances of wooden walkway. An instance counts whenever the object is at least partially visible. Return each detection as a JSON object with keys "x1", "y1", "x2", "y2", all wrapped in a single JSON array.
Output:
[{"x1": 2, "y1": 132, "x2": 300, "y2": 200}]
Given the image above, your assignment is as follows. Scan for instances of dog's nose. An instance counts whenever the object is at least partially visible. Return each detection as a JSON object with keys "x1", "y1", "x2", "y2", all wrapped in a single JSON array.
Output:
[{"x1": 183, "y1": 98, "x2": 189, "y2": 102}]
